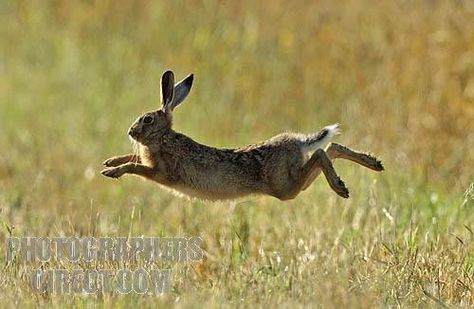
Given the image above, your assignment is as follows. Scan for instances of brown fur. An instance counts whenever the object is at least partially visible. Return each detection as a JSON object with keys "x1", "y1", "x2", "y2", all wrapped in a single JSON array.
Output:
[{"x1": 101, "y1": 70, "x2": 384, "y2": 201}]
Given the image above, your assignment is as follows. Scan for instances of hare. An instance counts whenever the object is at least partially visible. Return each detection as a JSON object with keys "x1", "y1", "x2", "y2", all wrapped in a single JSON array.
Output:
[{"x1": 101, "y1": 70, "x2": 384, "y2": 201}]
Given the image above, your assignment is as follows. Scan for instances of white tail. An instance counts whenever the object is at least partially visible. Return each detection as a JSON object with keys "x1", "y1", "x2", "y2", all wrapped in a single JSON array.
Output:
[{"x1": 303, "y1": 124, "x2": 340, "y2": 153}]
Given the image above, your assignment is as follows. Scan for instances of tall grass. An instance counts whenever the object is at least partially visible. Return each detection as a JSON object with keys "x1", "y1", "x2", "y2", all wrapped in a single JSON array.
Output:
[{"x1": 0, "y1": 0, "x2": 473, "y2": 307}]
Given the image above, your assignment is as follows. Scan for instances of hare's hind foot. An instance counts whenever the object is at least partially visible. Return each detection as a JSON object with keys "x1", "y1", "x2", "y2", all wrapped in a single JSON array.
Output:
[
  {"x1": 103, "y1": 154, "x2": 141, "y2": 167},
  {"x1": 326, "y1": 143, "x2": 384, "y2": 171}
]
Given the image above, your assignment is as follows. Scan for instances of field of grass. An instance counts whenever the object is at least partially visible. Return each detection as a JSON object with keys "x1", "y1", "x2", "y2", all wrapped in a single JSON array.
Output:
[{"x1": 1, "y1": 0, "x2": 473, "y2": 307}]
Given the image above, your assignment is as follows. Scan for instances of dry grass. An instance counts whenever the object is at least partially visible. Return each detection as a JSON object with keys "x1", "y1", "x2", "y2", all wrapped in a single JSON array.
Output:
[{"x1": 0, "y1": 0, "x2": 473, "y2": 307}]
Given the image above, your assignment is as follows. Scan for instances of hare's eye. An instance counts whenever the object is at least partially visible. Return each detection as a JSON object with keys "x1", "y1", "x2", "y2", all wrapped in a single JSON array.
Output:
[{"x1": 143, "y1": 116, "x2": 153, "y2": 124}]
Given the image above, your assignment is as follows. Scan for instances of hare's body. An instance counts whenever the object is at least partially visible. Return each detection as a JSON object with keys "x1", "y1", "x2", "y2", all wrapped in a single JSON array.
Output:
[
  {"x1": 134, "y1": 126, "x2": 337, "y2": 200},
  {"x1": 138, "y1": 130, "x2": 268, "y2": 200},
  {"x1": 102, "y1": 71, "x2": 383, "y2": 200}
]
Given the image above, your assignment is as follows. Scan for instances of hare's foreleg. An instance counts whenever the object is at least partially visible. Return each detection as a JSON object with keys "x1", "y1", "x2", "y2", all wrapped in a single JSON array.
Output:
[
  {"x1": 101, "y1": 163, "x2": 155, "y2": 180},
  {"x1": 326, "y1": 143, "x2": 384, "y2": 171},
  {"x1": 103, "y1": 154, "x2": 141, "y2": 167}
]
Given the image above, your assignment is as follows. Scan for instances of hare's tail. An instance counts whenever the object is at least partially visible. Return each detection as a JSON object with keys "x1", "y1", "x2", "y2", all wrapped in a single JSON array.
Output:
[{"x1": 303, "y1": 124, "x2": 340, "y2": 153}]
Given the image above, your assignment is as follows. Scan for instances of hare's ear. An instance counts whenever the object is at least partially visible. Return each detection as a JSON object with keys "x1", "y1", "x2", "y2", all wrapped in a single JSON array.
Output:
[
  {"x1": 168, "y1": 73, "x2": 194, "y2": 111},
  {"x1": 160, "y1": 70, "x2": 175, "y2": 108}
]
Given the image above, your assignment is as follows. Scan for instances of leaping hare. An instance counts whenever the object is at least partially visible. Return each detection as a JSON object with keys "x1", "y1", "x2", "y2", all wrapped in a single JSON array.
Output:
[{"x1": 101, "y1": 70, "x2": 384, "y2": 200}]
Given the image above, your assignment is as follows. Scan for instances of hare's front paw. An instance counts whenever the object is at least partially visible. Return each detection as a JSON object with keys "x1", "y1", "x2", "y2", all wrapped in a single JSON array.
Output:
[
  {"x1": 103, "y1": 158, "x2": 114, "y2": 167},
  {"x1": 103, "y1": 157, "x2": 120, "y2": 167},
  {"x1": 101, "y1": 167, "x2": 125, "y2": 179}
]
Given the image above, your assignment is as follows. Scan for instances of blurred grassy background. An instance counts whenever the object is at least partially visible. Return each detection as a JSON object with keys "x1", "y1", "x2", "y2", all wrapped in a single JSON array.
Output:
[{"x1": 0, "y1": 0, "x2": 473, "y2": 307}]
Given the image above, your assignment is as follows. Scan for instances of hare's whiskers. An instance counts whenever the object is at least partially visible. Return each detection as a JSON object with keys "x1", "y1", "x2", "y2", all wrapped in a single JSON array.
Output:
[{"x1": 129, "y1": 136, "x2": 139, "y2": 163}]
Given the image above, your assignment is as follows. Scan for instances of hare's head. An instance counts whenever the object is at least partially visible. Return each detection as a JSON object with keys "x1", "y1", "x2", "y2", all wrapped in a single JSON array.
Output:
[{"x1": 128, "y1": 70, "x2": 194, "y2": 143}]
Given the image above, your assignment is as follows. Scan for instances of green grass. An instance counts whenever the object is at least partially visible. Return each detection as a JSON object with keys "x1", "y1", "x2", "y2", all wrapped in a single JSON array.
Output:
[{"x1": 0, "y1": 0, "x2": 473, "y2": 307}]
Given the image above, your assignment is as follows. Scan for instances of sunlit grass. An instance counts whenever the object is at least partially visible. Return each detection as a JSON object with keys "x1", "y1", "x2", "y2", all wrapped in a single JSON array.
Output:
[{"x1": 0, "y1": 0, "x2": 473, "y2": 307}]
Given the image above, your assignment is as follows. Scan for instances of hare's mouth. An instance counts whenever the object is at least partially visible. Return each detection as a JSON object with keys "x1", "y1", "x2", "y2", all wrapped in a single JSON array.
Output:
[{"x1": 128, "y1": 127, "x2": 141, "y2": 141}]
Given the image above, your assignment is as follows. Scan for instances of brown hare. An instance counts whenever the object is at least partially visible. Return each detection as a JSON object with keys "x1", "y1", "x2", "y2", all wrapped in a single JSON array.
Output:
[{"x1": 101, "y1": 70, "x2": 384, "y2": 201}]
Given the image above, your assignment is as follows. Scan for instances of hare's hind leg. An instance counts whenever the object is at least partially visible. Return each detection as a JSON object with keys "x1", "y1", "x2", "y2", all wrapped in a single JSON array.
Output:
[
  {"x1": 298, "y1": 149, "x2": 349, "y2": 198},
  {"x1": 103, "y1": 154, "x2": 141, "y2": 167},
  {"x1": 301, "y1": 143, "x2": 383, "y2": 191},
  {"x1": 272, "y1": 149, "x2": 349, "y2": 200},
  {"x1": 326, "y1": 143, "x2": 384, "y2": 171}
]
